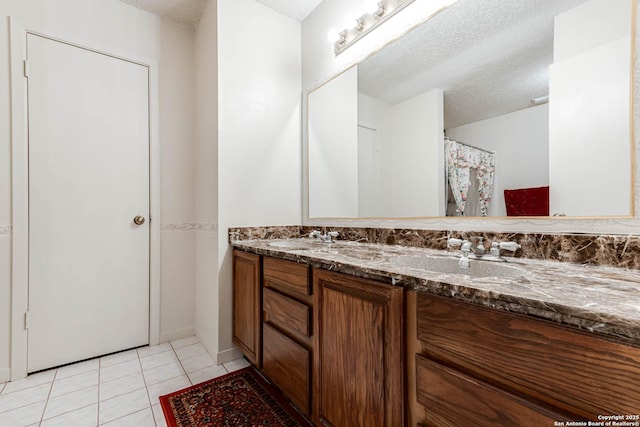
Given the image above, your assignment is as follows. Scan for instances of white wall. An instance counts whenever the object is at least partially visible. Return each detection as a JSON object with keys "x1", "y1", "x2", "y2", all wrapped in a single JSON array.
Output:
[
  {"x1": 447, "y1": 104, "x2": 550, "y2": 217},
  {"x1": 554, "y1": 0, "x2": 632, "y2": 62},
  {"x1": 214, "y1": 0, "x2": 302, "y2": 361},
  {"x1": 309, "y1": 67, "x2": 359, "y2": 218},
  {"x1": 356, "y1": 89, "x2": 444, "y2": 217},
  {"x1": 194, "y1": 0, "x2": 220, "y2": 360},
  {"x1": 158, "y1": 19, "x2": 197, "y2": 344},
  {"x1": 390, "y1": 89, "x2": 444, "y2": 217},
  {"x1": 0, "y1": 0, "x2": 196, "y2": 381},
  {"x1": 549, "y1": 0, "x2": 632, "y2": 216}
]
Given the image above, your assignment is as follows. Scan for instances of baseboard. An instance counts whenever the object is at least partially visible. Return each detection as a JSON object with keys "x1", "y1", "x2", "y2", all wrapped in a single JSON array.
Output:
[
  {"x1": 193, "y1": 328, "x2": 243, "y2": 364},
  {"x1": 0, "y1": 367, "x2": 10, "y2": 383},
  {"x1": 159, "y1": 326, "x2": 195, "y2": 344},
  {"x1": 217, "y1": 346, "x2": 243, "y2": 365}
]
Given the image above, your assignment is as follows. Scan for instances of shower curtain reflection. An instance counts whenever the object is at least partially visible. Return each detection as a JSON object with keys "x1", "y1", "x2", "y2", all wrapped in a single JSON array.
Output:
[{"x1": 445, "y1": 138, "x2": 496, "y2": 216}]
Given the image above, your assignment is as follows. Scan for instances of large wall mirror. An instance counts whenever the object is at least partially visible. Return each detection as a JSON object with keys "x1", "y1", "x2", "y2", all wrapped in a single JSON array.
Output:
[{"x1": 308, "y1": 0, "x2": 634, "y2": 219}]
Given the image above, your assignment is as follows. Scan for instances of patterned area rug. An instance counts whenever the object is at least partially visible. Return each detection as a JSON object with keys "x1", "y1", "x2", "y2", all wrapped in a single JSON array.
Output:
[{"x1": 160, "y1": 366, "x2": 312, "y2": 427}]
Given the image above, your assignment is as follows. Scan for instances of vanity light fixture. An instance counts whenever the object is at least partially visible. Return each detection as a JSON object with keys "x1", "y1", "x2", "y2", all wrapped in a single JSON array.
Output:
[{"x1": 330, "y1": 0, "x2": 416, "y2": 56}]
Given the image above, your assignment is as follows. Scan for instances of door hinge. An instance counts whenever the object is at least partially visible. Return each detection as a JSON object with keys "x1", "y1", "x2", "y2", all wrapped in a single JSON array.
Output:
[
  {"x1": 24, "y1": 311, "x2": 30, "y2": 330},
  {"x1": 23, "y1": 60, "x2": 29, "y2": 78}
]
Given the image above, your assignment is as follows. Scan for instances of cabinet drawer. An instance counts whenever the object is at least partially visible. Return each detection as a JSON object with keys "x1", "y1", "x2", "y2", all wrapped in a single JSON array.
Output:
[
  {"x1": 263, "y1": 323, "x2": 311, "y2": 416},
  {"x1": 263, "y1": 257, "x2": 311, "y2": 303},
  {"x1": 263, "y1": 287, "x2": 311, "y2": 339},
  {"x1": 415, "y1": 355, "x2": 569, "y2": 426},
  {"x1": 417, "y1": 294, "x2": 640, "y2": 418}
]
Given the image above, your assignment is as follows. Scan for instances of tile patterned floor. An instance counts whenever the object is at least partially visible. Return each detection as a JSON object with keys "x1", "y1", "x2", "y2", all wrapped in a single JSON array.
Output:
[{"x1": 0, "y1": 337, "x2": 250, "y2": 427}]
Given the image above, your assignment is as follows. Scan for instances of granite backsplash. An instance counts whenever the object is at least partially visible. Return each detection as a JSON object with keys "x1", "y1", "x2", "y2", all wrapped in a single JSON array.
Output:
[{"x1": 228, "y1": 225, "x2": 640, "y2": 270}]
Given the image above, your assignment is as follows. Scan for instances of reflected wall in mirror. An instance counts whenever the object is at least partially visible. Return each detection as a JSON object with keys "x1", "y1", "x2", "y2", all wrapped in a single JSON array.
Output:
[{"x1": 307, "y1": 0, "x2": 634, "y2": 219}]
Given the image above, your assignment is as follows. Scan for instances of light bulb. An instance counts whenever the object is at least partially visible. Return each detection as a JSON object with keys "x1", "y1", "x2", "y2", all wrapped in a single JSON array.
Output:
[
  {"x1": 344, "y1": 16, "x2": 364, "y2": 32},
  {"x1": 365, "y1": 0, "x2": 381, "y2": 15},
  {"x1": 327, "y1": 28, "x2": 340, "y2": 43},
  {"x1": 343, "y1": 16, "x2": 358, "y2": 30}
]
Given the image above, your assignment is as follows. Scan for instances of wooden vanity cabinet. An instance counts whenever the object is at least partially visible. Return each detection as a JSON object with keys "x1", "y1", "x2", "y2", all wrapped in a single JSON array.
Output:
[
  {"x1": 313, "y1": 269, "x2": 404, "y2": 427},
  {"x1": 408, "y1": 291, "x2": 640, "y2": 426},
  {"x1": 232, "y1": 249, "x2": 261, "y2": 366},
  {"x1": 262, "y1": 257, "x2": 313, "y2": 417}
]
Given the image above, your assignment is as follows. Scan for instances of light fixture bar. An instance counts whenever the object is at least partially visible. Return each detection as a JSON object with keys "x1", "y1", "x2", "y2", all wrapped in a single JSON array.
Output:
[{"x1": 333, "y1": 0, "x2": 416, "y2": 56}]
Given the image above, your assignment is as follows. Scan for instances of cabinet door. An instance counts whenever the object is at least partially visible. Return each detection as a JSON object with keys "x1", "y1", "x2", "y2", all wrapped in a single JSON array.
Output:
[
  {"x1": 232, "y1": 250, "x2": 261, "y2": 365},
  {"x1": 313, "y1": 269, "x2": 404, "y2": 427}
]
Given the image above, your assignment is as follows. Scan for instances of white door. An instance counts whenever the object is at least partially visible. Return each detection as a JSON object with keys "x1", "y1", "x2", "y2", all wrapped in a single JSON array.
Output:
[
  {"x1": 357, "y1": 126, "x2": 381, "y2": 217},
  {"x1": 26, "y1": 34, "x2": 150, "y2": 373}
]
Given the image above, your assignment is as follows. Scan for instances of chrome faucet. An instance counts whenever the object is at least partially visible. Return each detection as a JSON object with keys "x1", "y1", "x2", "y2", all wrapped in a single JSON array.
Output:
[
  {"x1": 448, "y1": 237, "x2": 521, "y2": 264},
  {"x1": 468, "y1": 237, "x2": 486, "y2": 256},
  {"x1": 309, "y1": 230, "x2": 339, "y2": 243},
  {"x1": 448, "y1": 237, "x2": 485, "y2": 255},
  {"x1": 447, "y1": 238, "x2": 472, "y2": 268}
]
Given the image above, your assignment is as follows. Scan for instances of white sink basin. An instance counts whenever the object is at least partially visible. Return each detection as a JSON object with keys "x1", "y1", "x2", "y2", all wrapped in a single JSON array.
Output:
[{"x1": 393, "y1": 255, "x2": 528, "y2": 279}]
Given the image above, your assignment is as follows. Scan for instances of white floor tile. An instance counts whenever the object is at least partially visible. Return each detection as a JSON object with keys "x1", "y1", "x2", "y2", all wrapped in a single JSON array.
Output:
[
  {"x1": 0, "y1": 400, "x2": 46, "y2": 426},
  {"x1": 142, "y1": 362, "x2": 185, "y2": 386},
  {"x1": 43, "y1": 385, "x2": 98, "y2": 420},
  {"x1": 56, "y1": 359, "x2": 99, "y2": 380},
  {"x1": 169, "y1": 336, "x2": 198, "y2": 349},
  {"x1": 0, "y1": 383, "x2": 51, "y2": 413},
  {"x1": 2, "y1": 370, "x2": 55, "y2": 395},
  {"x1": 50, "y1": 370, "x2": 98, "y2": 398},
  {"x1": 139, "y1": 351, "x2": 178, "y2": 371},
  {"x1": 102, "y1": 407, "x2": 155, "y2": 427},
  {"x1": 151, "y1": 404, "x2": 167, "y2": 427},
  {"x1": 99, "y1": 349, "x2": 138, "y2": 369},
  {"x1": 180, "y1": 353, "x2": 216, "y2": 373},
  {"x1": 99, "y1": 360, "x2": 142, "y2": 383},
  {"x1": 146, "y1": 375, "x2": 190, "y2": 405},
  {"x1": 40, "y1": 403, "x2": 97, "y2": 427},
  {"x1": 99, "y1": 388, "x2": 150, "y2": 424},
  {"x1": 174, "y1": 343, "x2": 208, "y2": 361},
  {"x1": 99, "y1": 373, "x2": 146, "y2": 402},
  {"x1": 223, "y1": 358, "x2": 251, "y2": 372},
  {"x1": 0, "y1": 337, "x2": 217, "y2": 426},
  {"x1": 136, "y1": 343, "x2": 171, "y2": 359},
  {"x1": 187, "y1": 365, "x2": 228, "y2": 385}
]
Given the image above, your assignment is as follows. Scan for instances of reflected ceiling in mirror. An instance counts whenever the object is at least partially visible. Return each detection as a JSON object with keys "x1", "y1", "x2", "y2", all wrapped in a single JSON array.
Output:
[{"x1": 307, "y1": 0, "x2": 634, "y2": 219}]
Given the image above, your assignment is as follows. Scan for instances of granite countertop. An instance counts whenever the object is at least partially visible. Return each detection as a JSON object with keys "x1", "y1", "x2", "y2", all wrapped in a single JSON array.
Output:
[{"x1": 231, "y1": 238, "x2": 640, "y2": 346}]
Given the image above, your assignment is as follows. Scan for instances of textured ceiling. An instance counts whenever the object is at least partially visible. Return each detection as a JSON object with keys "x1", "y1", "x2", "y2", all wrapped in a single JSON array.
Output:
[
  {"x1": 357, "y1": 0, "x2": 589, "y2": 129},
  {"x1": 253, "y1": 0, "x2": 323, "y2": 21},
  {"x1": 118, "y1": 0, "x2": 208, "y2": 27},
  {"x1": 117, "y1": 0, "x2": 322, "y2": 27}
]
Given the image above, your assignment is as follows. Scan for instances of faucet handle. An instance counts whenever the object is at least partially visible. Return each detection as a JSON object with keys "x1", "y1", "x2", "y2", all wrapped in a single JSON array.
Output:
[
  {"x1": 328, "y1": 231, "x2": 339, "y2": 238},
  {"x1": 447, "y1": 238, "x2": 465, "y2": 248},
  {"x1": 490, "y1": 241, "x2": 521, "y2": 255},
  {"x1": 499, "y1": 242, "x2": 521, "y2": 252},
  {"x1": 309, "y1": 230, "x2": 321, "y2": 239}
]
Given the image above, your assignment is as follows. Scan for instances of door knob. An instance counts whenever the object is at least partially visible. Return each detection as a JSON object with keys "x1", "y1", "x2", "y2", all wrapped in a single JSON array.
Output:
[{"x1": 133, "y1": 215, "x2": 146, "y2": 225}]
